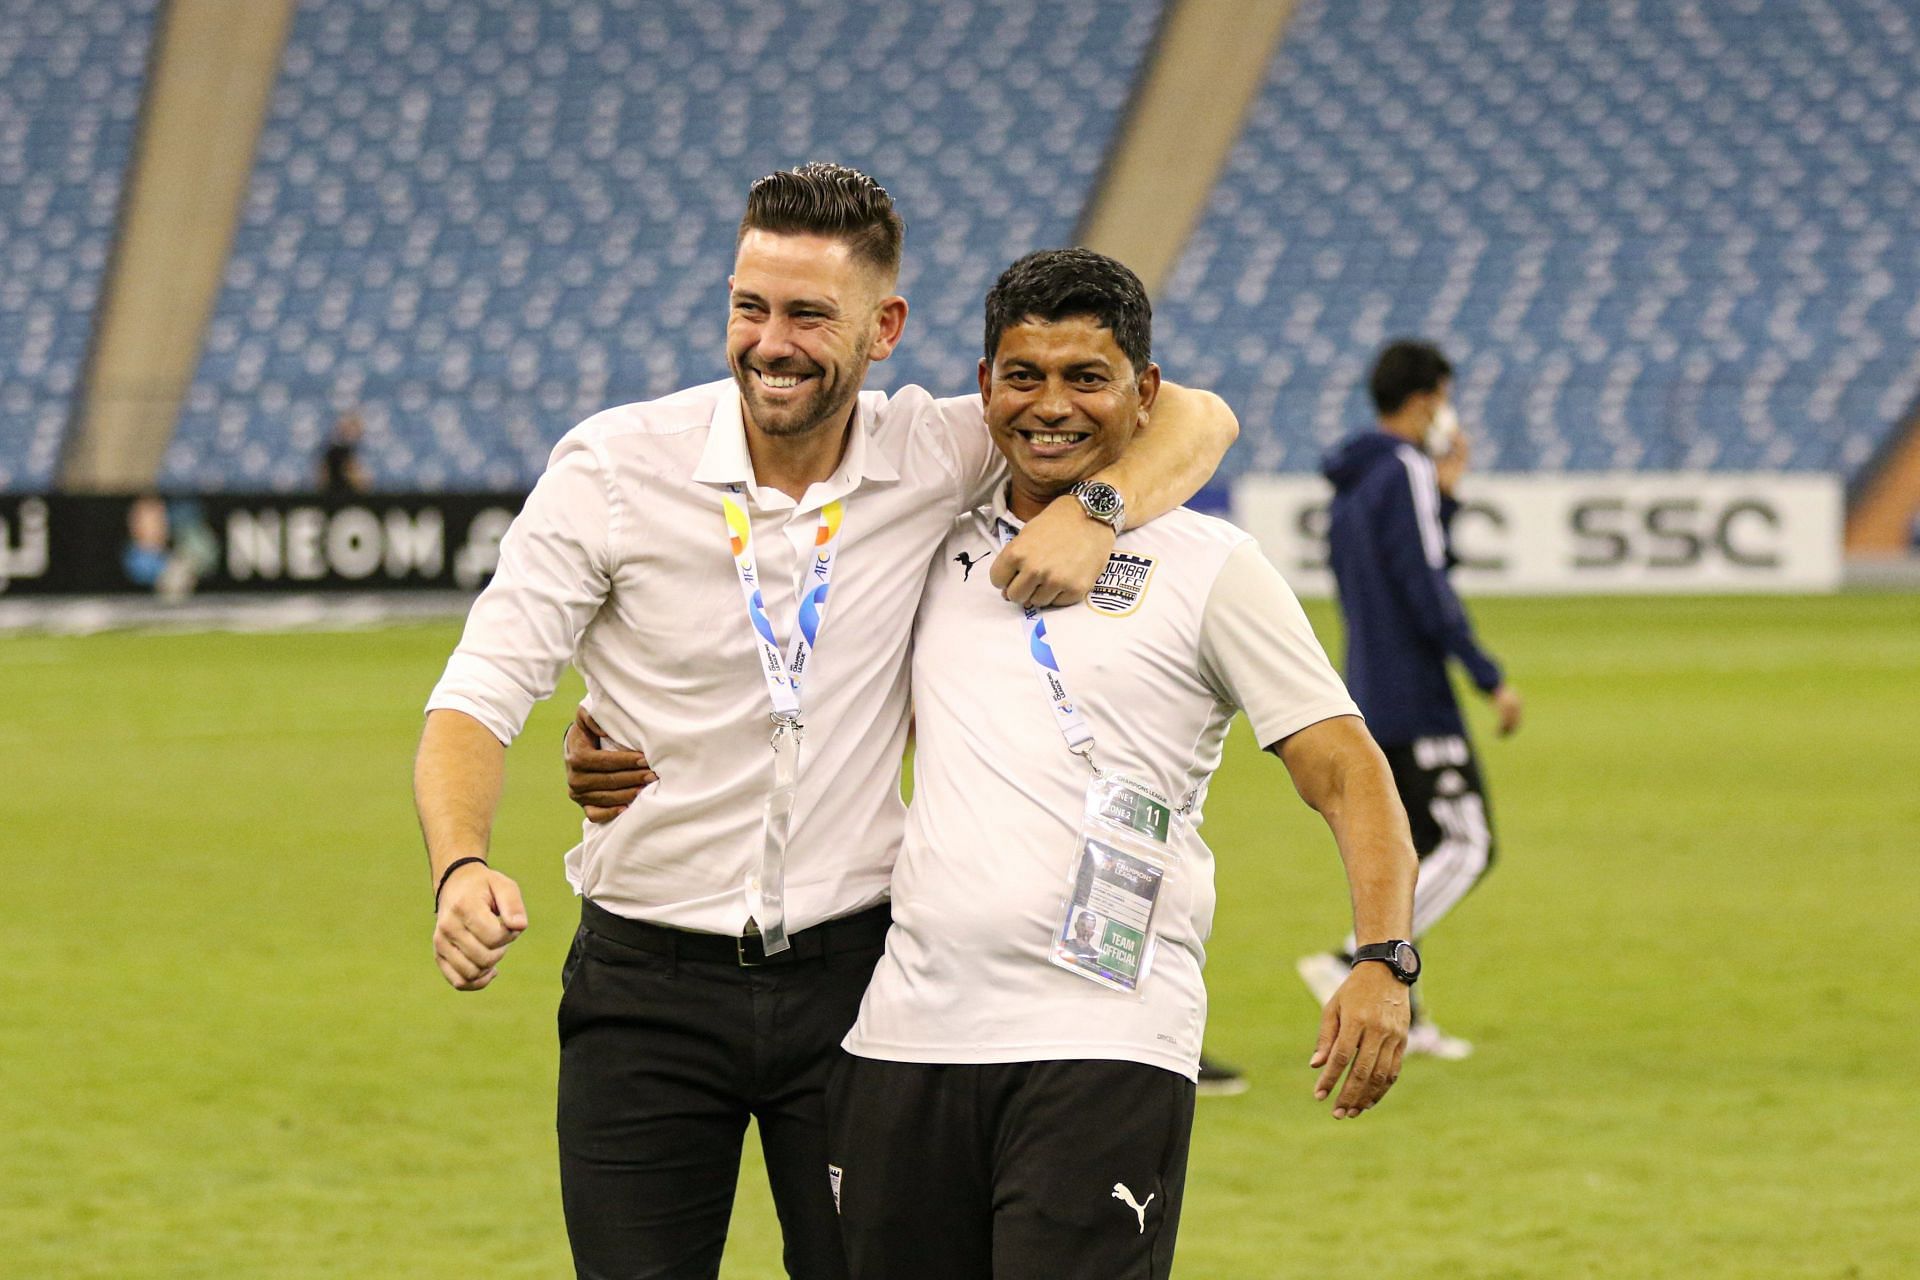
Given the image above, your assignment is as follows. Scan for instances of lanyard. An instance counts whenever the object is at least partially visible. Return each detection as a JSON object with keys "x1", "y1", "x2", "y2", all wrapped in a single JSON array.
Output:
[
  {"x1": 994, "y1": 518, "x2": 1095, "y2": 765},
  {"x1": 723, "y1": 489, "x2": 845, "y2": 953},
  {"x1": 992, "y1": 516, "x2": 1195, "y2": 816}
]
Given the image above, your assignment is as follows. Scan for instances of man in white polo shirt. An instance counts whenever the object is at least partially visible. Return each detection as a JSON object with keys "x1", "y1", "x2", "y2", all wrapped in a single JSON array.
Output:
[
  {"x1": 412, "y1": 167, "x2": 1237, "y2": 1280},
  {"x1": 824, "y1": 249, "x2": 1420, "y2": 1278}
]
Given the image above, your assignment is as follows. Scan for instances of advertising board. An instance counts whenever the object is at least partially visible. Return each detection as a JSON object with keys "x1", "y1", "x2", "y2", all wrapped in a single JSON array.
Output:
[
  {"x1": 0, "y1": 493, "x2": 524, "y2": 597},
  {"x1": 1231, "y1": 473, "x2": 1844, "y2": 596}
]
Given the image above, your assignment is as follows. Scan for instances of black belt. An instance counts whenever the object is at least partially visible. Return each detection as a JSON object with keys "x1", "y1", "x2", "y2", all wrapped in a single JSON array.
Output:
[{"x1": 580, "y1": 898, "x2": 892, "y2": 967}]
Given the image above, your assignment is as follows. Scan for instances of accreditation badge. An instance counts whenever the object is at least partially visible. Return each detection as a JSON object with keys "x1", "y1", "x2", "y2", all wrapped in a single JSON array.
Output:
[{"x1": 1050, "y1": 774, "x2": 1177, "y2": 994}]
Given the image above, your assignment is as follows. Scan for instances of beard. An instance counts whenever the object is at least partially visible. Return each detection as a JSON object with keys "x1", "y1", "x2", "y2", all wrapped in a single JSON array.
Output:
[
  {"x1": 739, "y1": 368, "x2": 848, "y2": 438},
  {"x1": 731, "y1": 329, "x2": 875, "y2": 440}
]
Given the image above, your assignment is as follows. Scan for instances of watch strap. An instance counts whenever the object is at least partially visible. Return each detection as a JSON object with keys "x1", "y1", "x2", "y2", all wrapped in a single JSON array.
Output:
[{"x1": 1351, "y1": 939, "x2": 1420, "y2": 985}]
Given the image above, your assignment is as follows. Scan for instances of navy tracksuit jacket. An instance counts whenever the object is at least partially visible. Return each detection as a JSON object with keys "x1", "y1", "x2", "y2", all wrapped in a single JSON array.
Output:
[{"x1": 1322, "y1": 431, "x2": 1503, "y2": 747}]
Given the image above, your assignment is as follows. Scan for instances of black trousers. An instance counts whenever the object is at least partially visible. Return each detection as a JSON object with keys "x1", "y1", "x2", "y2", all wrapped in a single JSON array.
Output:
[
  {"x1": 1382, "y1": 734, "x2": 1498, "y2": 942},
  {"x1": 557, "y1": 899, "x2": 890, "y2": 1280},
  {"x1": 826, "y1": 1055, "x2": 1196, "y2": 1280},
  {"x1": 1381, "y1": 734, "x2": 1498, "y2": 863}
]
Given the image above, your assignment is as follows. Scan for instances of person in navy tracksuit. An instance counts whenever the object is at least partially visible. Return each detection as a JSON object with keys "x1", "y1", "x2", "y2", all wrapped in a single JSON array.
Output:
[{"x1": 1295, "y1": 339, "x2": 1523, "y2": 1060}]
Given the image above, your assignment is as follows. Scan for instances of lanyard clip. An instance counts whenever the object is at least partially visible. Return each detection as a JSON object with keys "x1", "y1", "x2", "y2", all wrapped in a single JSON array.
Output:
[{"x1": 770, "y1": 712, "x2": 804, "y2": 747}]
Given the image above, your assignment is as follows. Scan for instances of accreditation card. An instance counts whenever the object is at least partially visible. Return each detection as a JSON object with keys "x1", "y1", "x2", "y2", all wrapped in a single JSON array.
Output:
[{"x1": 1049, "y1": 773, "x2": 1177, "y2": 994}]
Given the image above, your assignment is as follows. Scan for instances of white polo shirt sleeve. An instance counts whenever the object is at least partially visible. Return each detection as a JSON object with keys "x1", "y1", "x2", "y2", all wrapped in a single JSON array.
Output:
[
  {"x1": 1198, "y1": 539, "x2": 1360, "y2": 749},
  {"x1": 426, "y1": 438, "x2": 614, "y2": 745}
]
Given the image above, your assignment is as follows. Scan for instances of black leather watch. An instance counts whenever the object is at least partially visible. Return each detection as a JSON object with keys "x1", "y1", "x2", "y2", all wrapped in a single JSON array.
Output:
[
  {"x1": 1069, "y1": 480, "x2": 1126, "y2": 531},
  {"x1": 1351, "y1": 939, "x2": 1421, "y2": 985}
]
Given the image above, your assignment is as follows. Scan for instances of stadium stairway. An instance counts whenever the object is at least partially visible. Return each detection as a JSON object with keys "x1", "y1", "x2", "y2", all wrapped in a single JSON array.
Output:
[{"x1": 158, "y1": 0, "x2": 1167, "y2": 492}]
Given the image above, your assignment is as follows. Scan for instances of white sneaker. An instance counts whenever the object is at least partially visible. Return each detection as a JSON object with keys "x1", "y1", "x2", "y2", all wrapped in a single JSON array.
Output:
[
  {"x1": 1295, "y1": 952, "x2": 1352, "y2": 1007},
  {"x1": 1195, "y1": 1054, "x2": 1251, "y2": 1098},
  {"x1": 1406, "y1": 1021, "x2": 1474, "y2": 1060}
]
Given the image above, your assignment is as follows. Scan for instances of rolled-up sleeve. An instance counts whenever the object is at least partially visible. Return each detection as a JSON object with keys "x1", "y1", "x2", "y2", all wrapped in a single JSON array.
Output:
[{"x1": 425, "y1": 440, "x2": 614, "y2": 744}]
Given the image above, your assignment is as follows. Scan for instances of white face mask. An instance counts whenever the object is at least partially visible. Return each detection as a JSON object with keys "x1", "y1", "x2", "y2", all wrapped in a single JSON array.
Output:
[{"x1": 1424, "y1": 401, "x2": 1460, "y2": 459}]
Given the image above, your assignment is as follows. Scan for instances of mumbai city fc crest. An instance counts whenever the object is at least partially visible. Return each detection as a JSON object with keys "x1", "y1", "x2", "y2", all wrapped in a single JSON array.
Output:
[{"x1": 1087, "y1": 552, "x2": 1156, "y2": 616}]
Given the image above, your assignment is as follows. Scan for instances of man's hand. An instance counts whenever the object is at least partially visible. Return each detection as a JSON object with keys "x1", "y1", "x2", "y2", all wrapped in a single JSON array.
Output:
[
  {"x1": 989, "y1": 496, "x2": 1116, "y2": 607},
  {"x1": 1436, "y1": 428, "x2": 1472, "y2": 496},
  {"x1": 1490, "y1": 683, "x2": 1524, "y2": 736},
  {"x1": 433, "y1": 863, "x2": 528, "y2": 991},
  {"x1": 565, "y1": 705, "x2": 656, "y2": 822},
  {"x1": 1310, "y1": 961, "x2": 1411, "y2": 1119}
]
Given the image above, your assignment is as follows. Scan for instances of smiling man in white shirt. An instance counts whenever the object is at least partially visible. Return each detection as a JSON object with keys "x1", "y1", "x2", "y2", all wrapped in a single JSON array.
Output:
[
  {"x1": 818, "y1": 249, "x2": 1420, "y2": 1279},
  {"x1": 411, "y1": 166, "x2": 1237, "y2": 1280}
]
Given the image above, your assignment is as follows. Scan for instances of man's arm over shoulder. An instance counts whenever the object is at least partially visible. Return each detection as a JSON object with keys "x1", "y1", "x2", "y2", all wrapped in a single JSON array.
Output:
[
  {"x1": 988, "y1": 382, "x2": 1239, "y2": 606},
  {"x1": 911, "y1": 380, "x2": 1237, "y2": 515},
  {"x1": 906, "y1": 389, "x2": 1004, "y2": 510},
  {"x1": 1091, "y1": 382, "x2": 1238, "y2": 528},
  {"x1": 427, "y1": 440, "x2": 616, "y2": 743}
]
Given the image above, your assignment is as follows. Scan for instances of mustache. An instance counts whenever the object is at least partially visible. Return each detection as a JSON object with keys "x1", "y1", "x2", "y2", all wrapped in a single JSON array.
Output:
[{"x1": 746, "y1": 360, "x2": 822, "y2": 378}]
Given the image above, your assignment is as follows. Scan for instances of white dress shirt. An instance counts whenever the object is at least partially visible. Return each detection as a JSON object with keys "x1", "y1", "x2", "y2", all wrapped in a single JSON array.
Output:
[
  {"x1": 843, "y1": 496, "x2": 1359, "y2": 1080},
  {"x1": 427, "y1": 378, "x2": 1000, "y2": 933}
]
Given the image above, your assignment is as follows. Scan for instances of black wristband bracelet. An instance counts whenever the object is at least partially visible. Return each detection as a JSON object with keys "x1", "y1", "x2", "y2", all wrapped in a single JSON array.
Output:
[{"x1": 434, "y1": 856, "x2": 489, "y2": 911}]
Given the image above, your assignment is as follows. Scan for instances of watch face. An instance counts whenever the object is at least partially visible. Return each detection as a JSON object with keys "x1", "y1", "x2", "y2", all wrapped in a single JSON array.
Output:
[
  {"x1": 1077, "y1": 482, "x2": 1121, "y2": 518},
  {"x1": 1393, "y1": 941, "x2": 1420, "y2": 976}
]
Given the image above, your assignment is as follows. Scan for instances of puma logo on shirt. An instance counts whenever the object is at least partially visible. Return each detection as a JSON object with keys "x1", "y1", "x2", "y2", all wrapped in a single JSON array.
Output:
[{"x1": 955, "y1": 550, "x2": 991, "y2": 580}]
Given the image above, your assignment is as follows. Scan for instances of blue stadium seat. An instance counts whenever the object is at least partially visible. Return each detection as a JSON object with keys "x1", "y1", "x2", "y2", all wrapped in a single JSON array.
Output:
[
  {"x1": 1156, "y1": 0, "x2": 1920, "y2": 480},
  {"x1": 0, "y1": 0, "x2": 157, "y2": 491},
  {"x1": 165, "y1": 0, "x2": 1165, "y2": 491}
]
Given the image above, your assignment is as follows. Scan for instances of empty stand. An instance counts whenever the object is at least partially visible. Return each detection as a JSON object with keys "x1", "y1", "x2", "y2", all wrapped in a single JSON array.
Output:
[
  {"x1": 0, "y1": 0, "x2": 158, "y2": 491},
  {"x1": 1156, "y1": 0, "x2": 1920, "y2": 478},
  {"x1": 163, "y1": 0, "x2": 1164, "y2": 491}
]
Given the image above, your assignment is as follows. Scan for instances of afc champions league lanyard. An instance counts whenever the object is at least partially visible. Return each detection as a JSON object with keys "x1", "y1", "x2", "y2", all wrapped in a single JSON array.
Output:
[
  {"x1": 723, "y1": 488, "x2": 845, "y2": 954},
  {"x1": 993, "y1": 518, "x2": 1098, "y2": 769}
]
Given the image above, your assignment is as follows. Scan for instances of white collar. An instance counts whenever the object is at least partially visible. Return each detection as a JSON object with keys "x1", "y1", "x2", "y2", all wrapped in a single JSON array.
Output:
[
  {"x1": 989, "y1": 483, "x2": 1022, "y2": 532},
  {"x1": 693, "y1": 387, "x2": 899, "y2": 511},
  {"x1": 976, "y1": 483, "x2": 1036, "y2": 543}
]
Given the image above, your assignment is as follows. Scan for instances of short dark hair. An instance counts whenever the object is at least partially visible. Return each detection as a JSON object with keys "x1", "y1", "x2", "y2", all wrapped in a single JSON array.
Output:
[
  {"x1": 1369, "y1": 339, "x2": 1453, "y2": 415},
  {"x1": 982, "y1": 248, "x2": 1152, "y2": 376},
  {"x1": 738, "y1": 162, "x2": 904, "y2": 279}
]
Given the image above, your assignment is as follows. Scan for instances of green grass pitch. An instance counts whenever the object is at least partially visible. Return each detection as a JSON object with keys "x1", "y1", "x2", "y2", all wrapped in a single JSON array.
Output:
[{"x1": 3, "y1": 594, "x2": 1917, "y2": 1277}]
